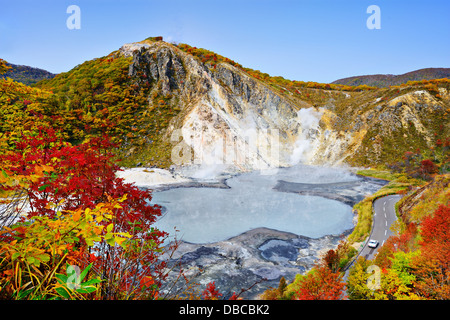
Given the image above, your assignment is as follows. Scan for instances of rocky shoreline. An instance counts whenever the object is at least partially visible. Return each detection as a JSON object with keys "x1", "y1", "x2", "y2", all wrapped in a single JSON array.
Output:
[
  {"x1": 120, "y1": 167, "x2": 386, "y2": 299},
  {"x1": 274, "y1": 175, "x2": 388, "y2": 207},
  {"x1": 161, "y1": 227, "x2": 350, "y2": 300},
  {"x1": 148, "y1": 178, "x2": 230, "y2": 192}
]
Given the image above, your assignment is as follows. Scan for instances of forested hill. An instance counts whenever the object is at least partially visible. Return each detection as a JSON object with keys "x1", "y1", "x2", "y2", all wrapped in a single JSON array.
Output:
[
  {"x1": 332, "y1": 68, "x2": 450, "y2": 88},
  {"x1": 0, "y1": 62, "x2": 56, "y2": 86}
]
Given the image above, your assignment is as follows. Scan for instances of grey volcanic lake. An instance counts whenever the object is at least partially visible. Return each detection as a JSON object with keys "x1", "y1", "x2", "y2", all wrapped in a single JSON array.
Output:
[{"x1": 150, "y1": 165, "x2": 385, "y2": 244}]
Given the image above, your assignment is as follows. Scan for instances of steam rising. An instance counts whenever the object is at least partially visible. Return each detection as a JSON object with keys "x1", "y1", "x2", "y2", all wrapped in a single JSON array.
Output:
[
  {"x1": 290, "y1": 107, "x2": 323, "y2": 165},
  {"x1": 151, "y1": 164, "x2": 357, "y2": 244}
]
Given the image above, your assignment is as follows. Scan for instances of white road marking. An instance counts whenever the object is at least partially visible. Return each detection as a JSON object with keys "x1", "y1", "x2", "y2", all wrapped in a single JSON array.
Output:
[
  {"x1": 385, "y1": 220, "x2": 388, "y2": 226},
  {"x1": 385, "y1": 230, "x2": 387, "y2": 235}
]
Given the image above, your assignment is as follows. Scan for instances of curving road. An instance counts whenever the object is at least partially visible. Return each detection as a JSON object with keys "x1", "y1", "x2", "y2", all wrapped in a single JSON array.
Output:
[{"x1": 358, "y1": 194, "x2": 402, "y2": 261}]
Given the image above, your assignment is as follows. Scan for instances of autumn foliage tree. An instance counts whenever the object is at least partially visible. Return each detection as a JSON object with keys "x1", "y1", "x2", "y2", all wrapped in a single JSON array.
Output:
[
  {"x1": 412, "y1": 204, "x2": 450, "y2": 299},
  {"x1": 0, "y1": 197, "x2": 130, "y2": 299},
  {"x1": 420, "y1": 159, "x2": 439, "y2": 176},
  {"x1": 0, "y1": 127, "x2": 175, "y2": 299},
  {"x1": 289, "y1": 265, "x2": 345, "y2": 300},
  {"x1": 0, "y1": 59, "x2": 11, "y2": 76},
  {"x1": 201, "y1": 282, "x2": 223, "y2": 300},
  {"x1": 348, "y1": 204, "x2": 450, "y2": 300}
]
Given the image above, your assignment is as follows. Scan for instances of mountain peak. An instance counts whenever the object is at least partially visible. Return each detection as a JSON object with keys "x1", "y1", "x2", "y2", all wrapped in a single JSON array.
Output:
[{"x1": 119, "y1": 37, "x2": 169, "y2": 57}]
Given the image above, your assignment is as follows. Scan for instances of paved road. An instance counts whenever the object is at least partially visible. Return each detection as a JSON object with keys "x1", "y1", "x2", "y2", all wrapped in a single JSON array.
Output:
[
  {"x1": 358, "y1": 194, "x2": 402, "y2": 261},
  {"x1": 343, "y1": 194, "x2": 402, "y2": 289}
]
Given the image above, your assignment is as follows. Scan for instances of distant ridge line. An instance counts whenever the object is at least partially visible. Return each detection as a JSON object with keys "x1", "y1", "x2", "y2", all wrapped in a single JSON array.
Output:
[{"x1": 331, "y1": 67, "x2": 450, "y2": 87}]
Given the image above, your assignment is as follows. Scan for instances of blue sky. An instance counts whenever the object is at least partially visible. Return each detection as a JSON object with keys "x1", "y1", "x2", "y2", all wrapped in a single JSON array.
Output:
[{"x1": 0, "y1": 0, "x2": 449, "y2": 83}]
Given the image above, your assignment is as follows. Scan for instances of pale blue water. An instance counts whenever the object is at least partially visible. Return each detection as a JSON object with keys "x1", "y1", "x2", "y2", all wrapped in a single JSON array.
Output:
[{"x1": 151, "y1": 165, "x2": 357, "y2": 243}]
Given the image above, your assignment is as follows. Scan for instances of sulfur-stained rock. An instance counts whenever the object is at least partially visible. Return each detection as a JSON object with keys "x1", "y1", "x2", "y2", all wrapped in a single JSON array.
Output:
[{"x1": 118, "y1": 40, "x2": 449, "y2": 170}]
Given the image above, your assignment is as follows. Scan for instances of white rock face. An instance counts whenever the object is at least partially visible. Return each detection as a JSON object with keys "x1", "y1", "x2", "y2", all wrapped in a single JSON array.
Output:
[
  {"x1": 119, "y1": 42, "x2": 151, "y2": 57},
  {"x1": 116, "y1": 168, "x2": 191, "y2": 188},
  {"x1": 121, "y1": 41, "x2": 447, "y2": 171},
  {"x1": 121, "y1": 41, "x2": 361, "y2": 172}
]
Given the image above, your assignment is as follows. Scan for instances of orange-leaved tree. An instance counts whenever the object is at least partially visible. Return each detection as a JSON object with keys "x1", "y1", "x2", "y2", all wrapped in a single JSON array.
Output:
[
  {"x1": 411, "y1": 204, "x2": 450, "y2": 299},
  {"x1": 289, "y1": 265, "x2": 346, "y2": 300}
]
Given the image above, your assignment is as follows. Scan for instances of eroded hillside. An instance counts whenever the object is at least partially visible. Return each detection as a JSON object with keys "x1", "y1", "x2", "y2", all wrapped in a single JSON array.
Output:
[{"x1": 32, "y1": 38, "x2": 449, "y2": 170}]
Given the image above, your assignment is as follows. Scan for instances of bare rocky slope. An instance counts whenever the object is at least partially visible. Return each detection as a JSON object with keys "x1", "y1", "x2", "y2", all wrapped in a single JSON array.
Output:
[{"x1": 117, "y1": 39, "x2": 449, "y2": 170}]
